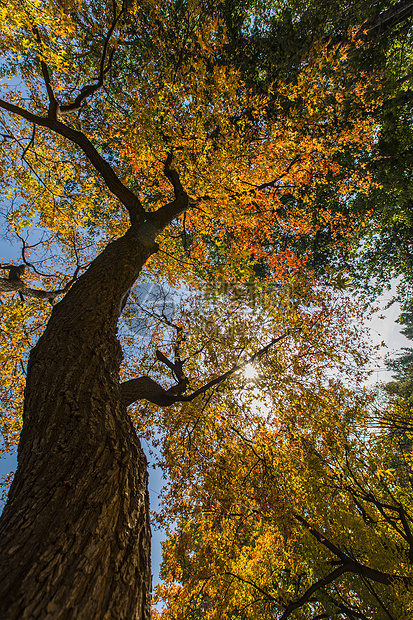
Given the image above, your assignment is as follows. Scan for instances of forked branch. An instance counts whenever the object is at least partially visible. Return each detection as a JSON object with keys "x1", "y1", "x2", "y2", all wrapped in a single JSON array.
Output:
[
  {"x1": 294, "y1": 513, "x2": 412, "y2": 587},
  {"x1": 34, "y1": 1, "x2": 125, "y2": 118},
  {"x1": 279, "y1": 565, "x2": 349, "y2": 620},
  {"x1": 277, "y1": 509, "x2": 413, "y2": 619},
  {"x1": 0, "y1": 99, "x2": 144, "y2": 224},
  {"x1": 146, "y1": 152, "x2": 190, "y2": 232},
  {"x1": 120, "y1": 332, "x2": 289, "y2": 407}
]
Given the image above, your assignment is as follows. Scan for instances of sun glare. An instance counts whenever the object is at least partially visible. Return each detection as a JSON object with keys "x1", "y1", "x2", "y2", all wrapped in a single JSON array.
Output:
[{"x1": 243, "y1": 364, "x2": 258, "y2": 380}]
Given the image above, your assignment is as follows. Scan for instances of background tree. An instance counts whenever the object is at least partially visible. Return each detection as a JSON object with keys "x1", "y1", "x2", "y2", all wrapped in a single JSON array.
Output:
[{"x1": 385, "y1": 304, "x2": 413, "y2": 404}]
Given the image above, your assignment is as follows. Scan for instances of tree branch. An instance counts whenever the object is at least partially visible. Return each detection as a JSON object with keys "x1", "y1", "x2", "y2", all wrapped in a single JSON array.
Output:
[
  {"x1": 279, "y1": 565, "x2": 349, "y2": 620},
  {"x1": 179, "y1": 332, "x2": 289, "y2": 401},
  {"x1": 146, "y1": 152, "x2": 189, "y2": 232},
  {"x1": 241, "y1": 155, "x2": 301, "y2": 192},
  {"x1": 120, "y1": 376, "x2": 186, "y2": 407},
  {"x1": 59, "y1": 1, "x2": 125, "y2": 114},
  {"x1": 382, "y1": 90, "x2": 413, "y2": 110},
  {"x1": 0, "y1": 264, "x2": 79, "y2": 304},
  {"x1": 32, "y1": 27, "x2": 59, "y2": 119},
  {"x1": 21, "y1": 124, "x2": 36, "y2": 159},
  {"x1": 294, "y1": 513, "x2": 412, "y2": 587},
  {"x1": 120, "y1": 332, "x2": 289, "y2": 407},
  {"x1": 156, "y1": 350, "x2": 186, "y2": 383},
  {"x1": 357, "y1": 0, "x2": 413, "y2": 41},
  {"x1": 398, "y1": 506, "x2": 413, "y2": 563},
  {"x1": 360, "y1": 575, "x2": 398, "y2": 620},
  {"x1": 223, "y1": 571, "x2": 277, "y2": 601}
]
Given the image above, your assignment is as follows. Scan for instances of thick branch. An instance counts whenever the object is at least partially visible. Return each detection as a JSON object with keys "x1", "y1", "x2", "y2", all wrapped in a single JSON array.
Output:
[
  {"x1": 279, "y1": 565, "x2": 349, "y2": 620},
  {"x1": 40, "y1": 60, "x2": 59, "y2": 119},
  {"x1": 146, "y1": 153, "x2": 189, "y2": 232},
  {"x1": 0, "y1": 264, "x2": 79, "y2": 303},
  {"x1": 0, "y1": 278, "x2": 70, "y2": 303},
  {"x1": 32, "y1": 27, "x2": 59, "y2": 119},
  {"x1": 0, "y1": 99, "x2": 143, "y2": 224},
  {"x1": 59, "y1": 68, "x2": 111, "y2": 115},
  {"x1": 156, "y1": 350, "x2": 186, "y2": 383},
  {"x1": 154, "y1": 312, "x2": 187, "y2": 381},
  {"x1": 294, "y1": 513, "x2": 412, "y2": 587},
  {"x1": 120, "y1": 376, "x2": 187, "y2": 407}
]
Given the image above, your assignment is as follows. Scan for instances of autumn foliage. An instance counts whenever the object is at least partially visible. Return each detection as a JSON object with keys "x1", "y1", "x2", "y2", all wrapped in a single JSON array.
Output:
[{"x1": 0, "y1": 0, "x2": 412, "y2": 618}]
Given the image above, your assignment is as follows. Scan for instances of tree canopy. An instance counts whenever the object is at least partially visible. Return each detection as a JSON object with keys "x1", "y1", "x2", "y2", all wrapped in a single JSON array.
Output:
[{"x1": 0, "y1": 0, "x2": 413, "y2": 618}]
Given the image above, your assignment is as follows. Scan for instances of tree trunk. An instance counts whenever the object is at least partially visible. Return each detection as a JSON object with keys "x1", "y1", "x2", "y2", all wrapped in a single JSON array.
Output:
[{"x1": 0, "y1": 224, "x2": 158, "y2": 619}]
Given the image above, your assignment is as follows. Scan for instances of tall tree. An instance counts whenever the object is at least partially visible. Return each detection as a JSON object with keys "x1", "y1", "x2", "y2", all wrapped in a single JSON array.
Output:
[{"x1": 0, "y1": 0, "x2": 404, "y2": 618}]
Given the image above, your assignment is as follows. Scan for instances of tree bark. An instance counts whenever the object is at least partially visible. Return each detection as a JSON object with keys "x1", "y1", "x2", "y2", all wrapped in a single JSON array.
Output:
[{"x1": 0, "y1": 224, "x2": 158, "y2": 619}]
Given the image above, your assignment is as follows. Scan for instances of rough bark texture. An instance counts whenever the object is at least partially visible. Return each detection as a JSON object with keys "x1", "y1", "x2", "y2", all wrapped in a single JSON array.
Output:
[{"x1": 0, "y1": 224, "x2": 158, "y2": 619}]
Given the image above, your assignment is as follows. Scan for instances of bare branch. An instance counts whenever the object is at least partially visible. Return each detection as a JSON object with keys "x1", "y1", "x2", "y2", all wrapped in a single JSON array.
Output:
[
  {"x1": 179, "y1": 332, "x2": 289, "y2": 402},
  {"x1": 21, "y1": 124, "x2": 36, "y2": 159},
  {"x1": 223, "y1": 572, "x2": 277, "y2": 601},
  {"x1": 16, "y1": 233, "x2": 58, "y2": 278}
]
